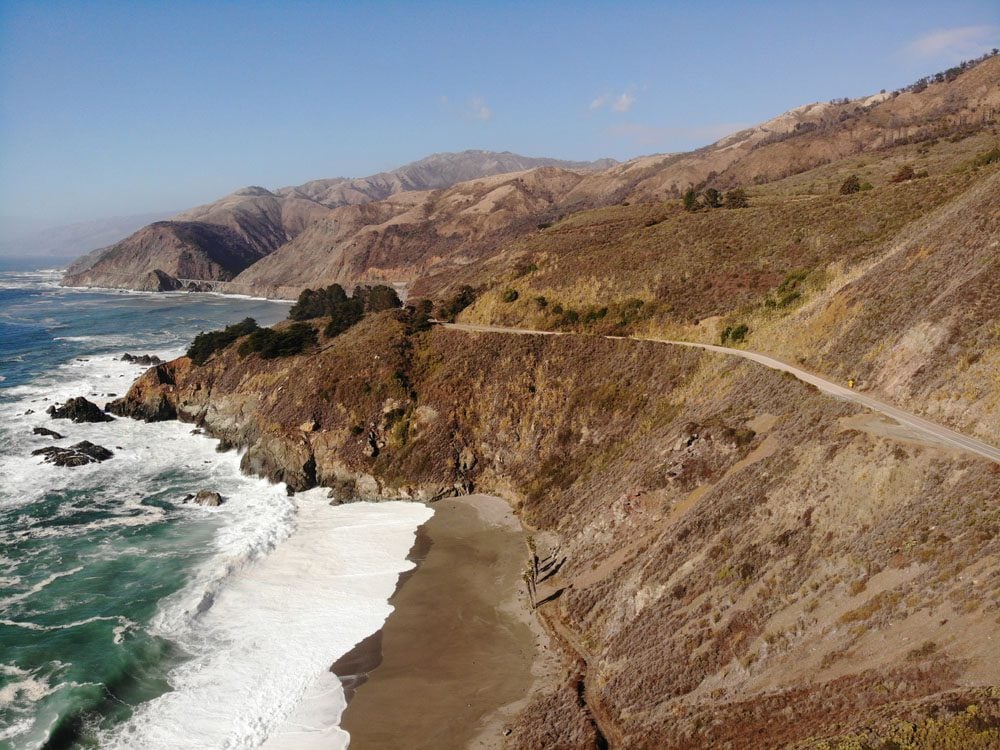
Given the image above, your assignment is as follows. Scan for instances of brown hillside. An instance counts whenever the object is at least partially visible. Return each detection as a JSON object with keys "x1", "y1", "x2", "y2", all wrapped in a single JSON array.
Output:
[
  {"x1": 112, "y1": 311, "x2": 1000, "y2": 748},
  {"x1": 61, "y1": 221, "x2": 272, "y2": 289}
]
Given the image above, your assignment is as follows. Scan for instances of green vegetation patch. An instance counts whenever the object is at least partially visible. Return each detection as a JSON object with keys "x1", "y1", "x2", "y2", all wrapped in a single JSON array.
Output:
[
  {"x1": 238, "y1": 322, "x2": 318, "y2": 359},
  {"x1": 289, "y1": 283, "x2": 401, "y2": 338},
  {"x1": 187, "y1": 317, "x2": 259, "y2": 365}
]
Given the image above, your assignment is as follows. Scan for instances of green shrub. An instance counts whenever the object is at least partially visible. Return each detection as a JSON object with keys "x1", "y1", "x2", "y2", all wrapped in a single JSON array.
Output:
[
  {"x1": 187, "y1": 317, "x2": 259, "y2": 365},
  {"x1": 289, "y1": 284, "x2": 349, "y2": 320},
  {"x1": 502, "y1": 289, "x2": 520, "y2": 303},
  {"x1": 721, "y1": 323, "x2": 749, "y2": 344},
  {"x1": 290, "y1": 284, "x2": 399, "y2": 339},
  {"x1": 839, "y1": 174, "x2": 861, "y2": 194},
  {"x1": 324, "y1": 299, "x2": 364, "y2": 337},
  {"x1": 437, "y1": 285, "x2": 476, "y2": 321},
  {"x1": 683, "y1": 187, "x2": 700, "y2": 212},
  {"x1": 724, "y1": 188, "x2": 749, "y2": 208},
  {"x1": 238, "y1": 322, "x2": 317, "y2": 359},
  {"x1": 703, "y1": 188, "x2": 722, "y2": 208},
  {"x1": 890, "y1": 164, "x2": 916, "y2": 183},
  {"x1": 405, "y1": 299, "x2": 434, "y2": 334}
]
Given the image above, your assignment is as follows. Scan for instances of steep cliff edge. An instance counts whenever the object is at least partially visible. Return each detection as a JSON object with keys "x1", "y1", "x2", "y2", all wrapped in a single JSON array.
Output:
[{"x1": 112, "y1": 314, "x2": 1000, "y2": 747}]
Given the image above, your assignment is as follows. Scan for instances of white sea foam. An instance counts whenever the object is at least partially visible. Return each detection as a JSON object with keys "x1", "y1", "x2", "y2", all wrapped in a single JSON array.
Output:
[
  {"x1": 2, "y1": 301, "x2": 428, "y2": 749},
  {"x1": 0, "y1": 567, "x2": 84, "y2": 609},
  {"x1": 103, "y1": 496, "x2": 431, "y2": 750}
]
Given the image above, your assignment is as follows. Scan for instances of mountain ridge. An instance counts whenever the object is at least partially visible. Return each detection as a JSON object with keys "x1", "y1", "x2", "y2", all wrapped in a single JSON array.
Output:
[{"x1": 62, "y1": 54, "x2": 1000, "y2": 298}]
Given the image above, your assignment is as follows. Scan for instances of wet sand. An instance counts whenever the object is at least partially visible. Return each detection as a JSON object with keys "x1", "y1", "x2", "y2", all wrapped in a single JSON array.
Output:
[{"x1": 334, "y1": 494, "x2": 544, "y2": 749}]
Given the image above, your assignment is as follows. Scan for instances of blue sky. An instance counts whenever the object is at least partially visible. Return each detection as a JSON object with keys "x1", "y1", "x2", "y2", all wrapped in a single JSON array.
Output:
[{"x1": 1, "y1": 0, "x2": 998, "y2": 228}]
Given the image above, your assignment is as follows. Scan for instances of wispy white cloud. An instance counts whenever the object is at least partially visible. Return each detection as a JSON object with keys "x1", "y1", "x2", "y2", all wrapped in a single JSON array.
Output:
[
  {"x1": 590, "y1": 86, "x2": 637, "y2": 114},
  {"x1": 612, "y1": 91, "x2": 636, "y2": 113},
  {"x1": 605, "y1": 122, "x2": 746, "y2": 148},
  {"x1": 904, "y1": 25, "x2": 999, "y2": 61},
  {"x1": 589, "y1": 95, "x2": 608, "y2": 111},
  {"x1": 466, "y1": 96, "x2": 493, "y2": 122}
]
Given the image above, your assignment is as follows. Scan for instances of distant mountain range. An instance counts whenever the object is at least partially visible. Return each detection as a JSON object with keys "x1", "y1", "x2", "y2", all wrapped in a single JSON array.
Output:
[
  {"x1": 62, "y1": 56, "x2": 1000, "y2": 299},
  {"x1": 61, "y1": 151, "x2": 616, "y2": 290}
]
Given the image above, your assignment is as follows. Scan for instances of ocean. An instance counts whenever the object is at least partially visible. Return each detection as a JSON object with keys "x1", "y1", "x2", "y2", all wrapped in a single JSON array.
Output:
[{"x1": 0, "y1": 262, "x2": 430, "y2": 749}]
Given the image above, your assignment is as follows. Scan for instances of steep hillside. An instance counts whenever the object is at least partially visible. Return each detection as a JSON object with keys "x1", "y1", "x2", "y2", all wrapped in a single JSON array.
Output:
[
  {"x1": 61, "y1": 221, "x2": 272, "y2": 290},
  {"x1": 584, "y1": 52, "x2": 1000, "y2": 204},
  {"x1": 60, "y1": 56, "x2": 998, "y2": 297},
  {"x1": 225, "y1": 167, "x2": 593, "y2": 298},
  {"x1": 439, "y1": 130, "x2": 1000, "y2": 447},
  {"x1": 112, "y1": 310, "x2": 1000, "y2": 748}
]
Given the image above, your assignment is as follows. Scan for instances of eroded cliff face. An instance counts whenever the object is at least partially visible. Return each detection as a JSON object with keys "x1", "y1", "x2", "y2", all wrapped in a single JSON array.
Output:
[{"x1": 112, "y1": 314, "x2": 1000, "y2": 748}]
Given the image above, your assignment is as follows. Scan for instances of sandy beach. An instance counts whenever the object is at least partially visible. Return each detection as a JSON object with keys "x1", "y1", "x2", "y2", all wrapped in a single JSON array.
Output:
[{"x1": 334, "y1": 494, "x2": 550, "y2": 749}]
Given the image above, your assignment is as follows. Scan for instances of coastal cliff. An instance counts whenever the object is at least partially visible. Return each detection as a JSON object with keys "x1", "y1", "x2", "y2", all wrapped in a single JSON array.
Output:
[{"x1": 112, "y1": 313, "x2": 1000, "y2": 747}]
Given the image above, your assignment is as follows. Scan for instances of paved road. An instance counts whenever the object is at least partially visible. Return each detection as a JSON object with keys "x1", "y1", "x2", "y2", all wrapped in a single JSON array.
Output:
[{"x1": 441, "y1": 322, "x2": 1000, "y2": 464}]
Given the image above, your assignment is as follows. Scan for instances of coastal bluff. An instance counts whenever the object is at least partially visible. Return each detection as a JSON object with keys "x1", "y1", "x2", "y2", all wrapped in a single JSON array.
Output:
[{"x1": 111, "y1": 311, "x2": 1000, "y2": 748}]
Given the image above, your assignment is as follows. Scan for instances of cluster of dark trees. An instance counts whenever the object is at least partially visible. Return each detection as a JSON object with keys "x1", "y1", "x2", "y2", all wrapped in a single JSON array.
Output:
[
  {"x1": 436, "y1": 285, "x2": 476, "y2": 321},
  {"x1": 683, "y1": 187, "x2": 749, "y2": 211},
  {"x1": 185, "y1": 283, "x2": 406, "y2": 365},
  {"x1": 236, "y1": 323, "x2": 318, "y2": 359},
  {"x1": 186, "y1": 317, "x2": 318, "y2": 362},
  {"x1": 187, "y1": 318, "x2": 259, "y2": 365},
  {"x1": 289, "y1": 283, "x2": 401, "y2": 337}
]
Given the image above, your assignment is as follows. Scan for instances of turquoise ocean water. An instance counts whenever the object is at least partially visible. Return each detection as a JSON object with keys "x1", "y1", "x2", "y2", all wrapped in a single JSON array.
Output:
[
  {"x1": 0, "y1": 261, "x2": 430, "y2": 750},
  {"x1": 0, "y1": 262, "x2": 291, "y2": 747}
]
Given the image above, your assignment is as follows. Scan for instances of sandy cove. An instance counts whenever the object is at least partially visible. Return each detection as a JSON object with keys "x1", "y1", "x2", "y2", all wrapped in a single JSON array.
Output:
[{"x1": 333, "y1": 494, "x2": 562, "y2": 749}]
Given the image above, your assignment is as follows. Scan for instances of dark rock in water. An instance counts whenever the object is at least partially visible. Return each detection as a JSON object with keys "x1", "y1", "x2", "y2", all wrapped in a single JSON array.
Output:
[
  {"x1": 24, "y1": 409, "x2": 34, "y2": 415},
  {"x1": 193, "y1": 490, "x2": 224, "y2": 506},
  {"x1": 32, "y1": 441, "x2": 114, "y2": 467},
  {"x1": 32, "y1": 427, "x2": 64, "y2": 439},
  {"x1": 46, "y1": 397, "x2": 114, "y2": 423},
  {"x1": 182, "y1": 493, "x2": 195, "y2": 503},
  {"x1": 121, "y1": 353, "x2": 163, "y2": 366}
]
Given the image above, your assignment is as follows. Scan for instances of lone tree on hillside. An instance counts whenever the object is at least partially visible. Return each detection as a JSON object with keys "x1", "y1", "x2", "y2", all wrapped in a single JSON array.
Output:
[
  {"x1": 703, "y1": 188, "x2": 722, "y2": 208},
  {"x1": 683, "y1": 187, "x2": 700, "y2": 212},
  {"x1": 839, "y1": 174, "x2": 862, "y2": 194},
  {"x1": 724, "y1": 188, "x2": 749, "y2": 209}
]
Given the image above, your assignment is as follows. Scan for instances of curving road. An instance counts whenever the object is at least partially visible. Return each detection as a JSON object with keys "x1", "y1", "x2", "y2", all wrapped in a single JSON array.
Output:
[{"x1": 440, "y1": 322, "x2": 1000, "y2": 465}]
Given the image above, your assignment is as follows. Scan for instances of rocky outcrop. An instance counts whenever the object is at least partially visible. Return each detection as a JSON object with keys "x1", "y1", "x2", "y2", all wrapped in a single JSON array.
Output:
[
  {"x1": 32, "y1": 427, "x2": 64, "y2": 438},
  {"x1": 33, "y1": 441, "x2": 113, "y2": 467},
  {"x1": 47, "y1": 397, "x2": 114, "y2": 423},
  {"x1": 121, "y1": 353, "x2": 163, "y2": 366},
  {"x1": 106, "y1": 362, "x2": 182, "y2": 422},
  {"x1": 184, "y1": 489, "x2": 224, "y2": 506}
]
